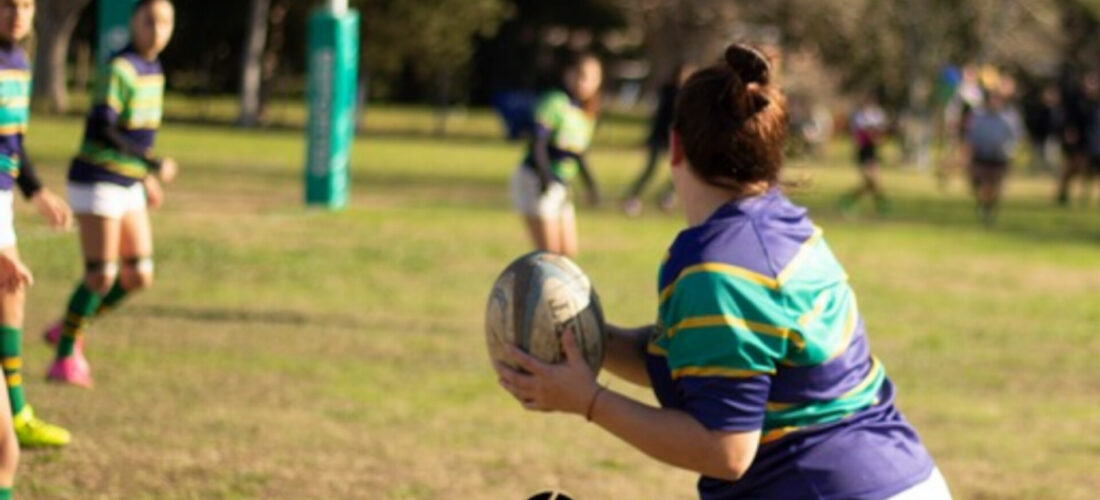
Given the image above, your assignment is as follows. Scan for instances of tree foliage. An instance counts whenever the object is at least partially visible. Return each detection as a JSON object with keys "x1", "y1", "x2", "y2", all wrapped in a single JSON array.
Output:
[{"x1": 353, "y1": 0, "x2": 512, "y2": 98}]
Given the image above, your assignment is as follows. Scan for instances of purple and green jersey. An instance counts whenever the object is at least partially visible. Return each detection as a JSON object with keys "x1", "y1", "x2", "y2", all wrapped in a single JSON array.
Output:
[
  {"x1": 0, "y1": 42, "x2": 42, "y2": 197},
  {"x1": 69, "y1": 47, "x2": 165, "y2": 187},
  {"x1": 523, "y1": 89, "x2": 595, "y2": 182},
  {"x1": 646, "y1": 188, "x2": 934, "y2": 499}
]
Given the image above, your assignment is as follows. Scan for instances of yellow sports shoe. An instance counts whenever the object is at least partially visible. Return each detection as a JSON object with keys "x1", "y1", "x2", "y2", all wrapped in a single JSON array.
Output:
[{"x1": 13, "y1": 406, "x2": 71, "y2": 447}]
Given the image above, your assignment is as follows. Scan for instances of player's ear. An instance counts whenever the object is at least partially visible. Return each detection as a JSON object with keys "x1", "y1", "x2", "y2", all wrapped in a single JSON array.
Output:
[{"x1": 670, "y1": 130, "x2": 684, "y2": 170}]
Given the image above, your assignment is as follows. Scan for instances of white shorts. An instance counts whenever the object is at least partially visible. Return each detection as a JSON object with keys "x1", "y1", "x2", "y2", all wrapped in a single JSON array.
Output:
[
  {"x1": 67, "y1": 181, "x2": 146, "y2": 219},
  {"x1": 885, "y1": 468, "x2": 952, "y2": 500},
  {"x1": 510, "y1": 167, "x2": 574, "y2": 219},
  {"x1": 0, "y1": 190, "x2": 14, "y2": 249}
]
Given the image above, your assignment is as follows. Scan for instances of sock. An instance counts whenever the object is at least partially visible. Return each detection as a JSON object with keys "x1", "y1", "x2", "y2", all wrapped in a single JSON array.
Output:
[
  {"x1": 95, "y1": 280, "x2": 130, "y2": 317},
  {"x1": 0, "y1": 326, "x2": 23, "y2": 415},
  {"x1": 56, "y1": 283, "x2": 102, "y2": 359}
]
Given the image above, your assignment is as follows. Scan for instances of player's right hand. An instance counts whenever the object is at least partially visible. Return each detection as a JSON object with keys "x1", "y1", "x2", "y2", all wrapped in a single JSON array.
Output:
[
  {"x1": 158, "y1": 157, "x2": 179, "y2": 183},
  {"x1": 144, "y1": 176, "x2": 165, "y2": 210}
]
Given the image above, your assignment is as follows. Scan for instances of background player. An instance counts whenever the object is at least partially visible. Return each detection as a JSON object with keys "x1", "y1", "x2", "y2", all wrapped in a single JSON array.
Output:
[
  {"x1": 45, "y1": 0, "x2": 178, "y2": 388},
  {"x1": 510, "y1": 52, "x2": 601, "y2": 258}
]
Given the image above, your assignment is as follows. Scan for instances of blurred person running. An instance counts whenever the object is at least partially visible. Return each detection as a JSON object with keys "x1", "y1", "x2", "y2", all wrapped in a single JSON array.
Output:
[
  {"x1": 1056, "y1": 73, "x2": 1099, "y2": 206},
  {"x1": 0, "y1": 0, "x2": 74, "y2": 447},
  {"x1": 964, "y1": 86, "x2": 1022, "y2": 225},
  {"x1": 1022, "y1": 85, "x2": 1059, "y2": 175},
  {"x1": 43, "y1": 0, "x2": 178, "y2": 388},
  {"x1": 510, "y1": 52, "x2": 601, "y2": 257},
  {"x1": 622, "y1": 63, "x2": 693, "y2": 217},
  {"x1": 839, "y1": 95, "x2": 890, "y2": 215}
]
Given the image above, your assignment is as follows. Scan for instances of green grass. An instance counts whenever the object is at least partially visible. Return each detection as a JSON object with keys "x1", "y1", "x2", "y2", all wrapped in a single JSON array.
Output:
[{"x1": 9, "y1": 106, "x2": 1100, "y2": 499}]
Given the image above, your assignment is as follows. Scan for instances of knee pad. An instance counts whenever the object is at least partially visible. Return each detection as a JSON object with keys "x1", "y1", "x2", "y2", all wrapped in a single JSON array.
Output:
[
  {"x1": 84, "y1": 260, "x2": 119, "y2": 290},
  {"x1": 123, "y1": 256, "x2": 155, "y2": 275},
  {"x1": 85, "y1": 260, "x2": 119, "y2": 279}
]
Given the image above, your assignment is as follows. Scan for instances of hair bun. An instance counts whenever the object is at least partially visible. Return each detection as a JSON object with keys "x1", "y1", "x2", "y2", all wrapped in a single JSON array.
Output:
[{"x1": 724, "y1": 44, "x2": 771, "y2": 86}]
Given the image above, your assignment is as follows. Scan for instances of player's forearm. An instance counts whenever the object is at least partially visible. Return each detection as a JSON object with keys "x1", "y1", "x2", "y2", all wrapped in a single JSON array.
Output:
[
  {"x1": 589, "y1": 390, "x2": 756, "y2": 481},
  {"x1": 602, "y1": 324, "x2": 652, "y2": 387},
  {"x1": 577, "y1": 156, "x2": 597, "y2": 192},
  {"x1": 531, "y1": 134, "x2": 554, "y2": 185},
  {"x1": 15, "y1": 147, "x2": 42, "y2": 199},
  {"x1": 91, "y1": 118, "x2": 161, "y2": 168}
]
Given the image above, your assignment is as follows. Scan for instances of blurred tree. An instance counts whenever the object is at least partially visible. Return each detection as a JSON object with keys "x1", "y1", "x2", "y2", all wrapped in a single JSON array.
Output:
[
  {"x1": 471, "y1": 0, "x2": 627, "y2": 105},
  {"x1": 353, "y1": 0, "x2": 511, "y2": 100},
  {"x1": 238, "y1": 0, "x2": 271, "y2": 127},
  {"x1": 32, "y1": 0, "x2": 93, "y2": 112}
]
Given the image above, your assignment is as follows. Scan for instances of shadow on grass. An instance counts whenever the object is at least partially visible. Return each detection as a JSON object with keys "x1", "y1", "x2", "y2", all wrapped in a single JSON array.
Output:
[{"x1": 125, "y1": 304, "x2": 366, "y2": 329}]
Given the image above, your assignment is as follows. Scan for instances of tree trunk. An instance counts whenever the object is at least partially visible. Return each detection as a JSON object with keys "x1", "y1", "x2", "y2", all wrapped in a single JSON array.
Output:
[
  {"x1": 32, "y1": 0, "x2": 93, "y2": 113},
  {"x1": 238, "y1": 0, "x2": 271, "y2": 127}
]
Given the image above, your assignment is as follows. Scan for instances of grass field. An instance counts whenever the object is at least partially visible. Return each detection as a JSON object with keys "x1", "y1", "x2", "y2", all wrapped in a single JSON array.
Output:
[{"x1": 8, "y1": 105, "x2": 1100, "y2": 499}]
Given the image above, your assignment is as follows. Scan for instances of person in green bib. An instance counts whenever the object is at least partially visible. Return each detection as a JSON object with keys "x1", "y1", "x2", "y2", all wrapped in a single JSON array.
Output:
[{"x1": 510, "y1": 53, "x2": 601, "y2": 258}]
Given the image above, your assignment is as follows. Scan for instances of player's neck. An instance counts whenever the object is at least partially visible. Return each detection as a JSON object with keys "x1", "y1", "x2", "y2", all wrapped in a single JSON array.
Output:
[{"x1": 682, "y1": 179, "x2": 770, "y2": 227}]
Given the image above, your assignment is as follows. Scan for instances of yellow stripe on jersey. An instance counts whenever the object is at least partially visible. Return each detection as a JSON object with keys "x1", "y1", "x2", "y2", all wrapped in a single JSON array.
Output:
[
  {"x1": 670, "y1": 365, "x2": 773, "y2": 380},
  {"x1": 0, "y1": 123, "x2": 27, "y2": 135},
  {"x1": 0, "y1": 70, "x2": 30, "y2": 82},
  {"x1": 660, "y1": 262, "x2": 779, "y2": 303},
  {"x1": 826, "y1": 295, "x2": 860, "y2": 361},
  {"x1": 660, "y1": 227, "x2": 826, "y2": 304},
  {"x1": 666, "y1": 314, "x2": 806, "y2": 350},
  {"x1": 135, "y1": 74, "x2": 166, "y2": 87},
  {"x1": 0, "y1": 97, "x2": 29, "y2": 108},
  {"x1": 775, "y1": 226, "x2": 824, "y2": 283}
]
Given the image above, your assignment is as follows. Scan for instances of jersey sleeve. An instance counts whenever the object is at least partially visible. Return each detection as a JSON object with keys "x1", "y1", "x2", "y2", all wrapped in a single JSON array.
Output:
[
  {"x1": 533, "y1": 93, "x2": 566, "y2": 136},
  {"x1": 663, "y1": 269, "x2": 796, "y2": 431}
]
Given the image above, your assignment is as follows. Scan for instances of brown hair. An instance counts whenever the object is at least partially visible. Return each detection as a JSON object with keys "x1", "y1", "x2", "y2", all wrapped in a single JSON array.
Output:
[
  {"x1": 672, "y1": 44, "x2": 787, "y2": 188},
  {"x1": 134, "y1": 0, "x2": 171, "y2": 13}
]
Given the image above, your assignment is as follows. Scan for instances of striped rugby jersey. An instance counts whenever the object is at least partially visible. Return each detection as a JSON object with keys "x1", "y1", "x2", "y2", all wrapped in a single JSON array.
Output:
[
  {"x1": 645, "y1": 188, "x2": 934, "y2": 499},
  {"x1": 0, "y1": 42, "x2": 32, "y2": 192},
  {"x1": 523, "y1": 89, "x2": 595, "y2": 182},
  {"x1": 69, "y1": 46, "x2": 165, "y2": 187}
]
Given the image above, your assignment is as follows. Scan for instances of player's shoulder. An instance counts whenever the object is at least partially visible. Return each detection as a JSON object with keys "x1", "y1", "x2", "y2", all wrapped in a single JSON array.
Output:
[
  {"x1": 0, "y1": 44, "x2": 30, "y2": 71},
  {"x1": 537, "y1": 89, "x2": 571, "y2": 109},
  {"x1": 107, "y1": 53, "x2": 141, "y2": 81},
  {"x1": 664, "y1": 190, "x2": 817, "y2": 287}
]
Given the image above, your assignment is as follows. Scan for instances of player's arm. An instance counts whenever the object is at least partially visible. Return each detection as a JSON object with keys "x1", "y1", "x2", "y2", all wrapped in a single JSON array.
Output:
[
  {"x1": 89, "y1": 116, "x2": 163, "y2": 171},
  {"x1": 602, "y1": 323, "x2": 652, "y2": 387},
  {"x1": 575, "y1": 154, "x2": 600, "y2": 206},
  {"x1": 590, "y1": 387, "x2": 759, "y2": 481},
  {"x1": 529, "y1": 132, "x2": 554, "y2": 192},
  {"x1": 16, "y1": 137, "x2": 71, "y2": 230},
  {"x1": 497, "y1": 331, "x2": 759, "y2": 481}
]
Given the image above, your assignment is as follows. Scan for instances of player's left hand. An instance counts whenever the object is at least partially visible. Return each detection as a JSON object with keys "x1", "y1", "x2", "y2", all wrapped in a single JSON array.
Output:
[
  {"x1": 144, "y1": 176, "x2": 164, "y2": 209},
  {"x1": 0, "y1": 252, "x2": 33, "y2": 293},
  {"x1": 495, "y1": 328, "x2": 600, "y2": 415},
  {"x1": 31, "y1": 188, "x2": 72, "y2": 230}
]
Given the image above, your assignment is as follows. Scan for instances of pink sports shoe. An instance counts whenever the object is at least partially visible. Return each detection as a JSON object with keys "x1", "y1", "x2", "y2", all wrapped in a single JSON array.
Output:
[
  {"x1": 46, "y1": 349, "x2": 94, "y2": 388},
  {"x1": 43, "y1": 321, "x2": 85, "y2": 349}
]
